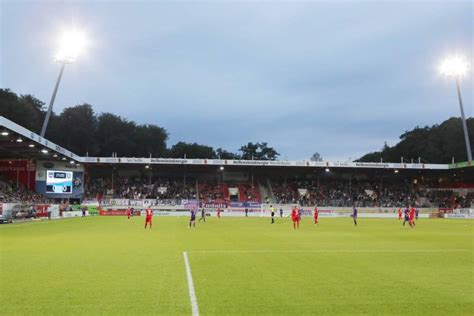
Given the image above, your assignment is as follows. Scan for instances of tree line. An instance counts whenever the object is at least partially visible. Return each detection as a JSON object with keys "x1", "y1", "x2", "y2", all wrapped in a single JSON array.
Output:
[
  {"x1": 357, "y1": 117, "x2": 474, "y2": 163},
  {"x1": 0, "y1": 89, "x2": 279, "y2": 160},
  {"x1": 1, "y1": 88, "x2": 472, "y2": 162}
]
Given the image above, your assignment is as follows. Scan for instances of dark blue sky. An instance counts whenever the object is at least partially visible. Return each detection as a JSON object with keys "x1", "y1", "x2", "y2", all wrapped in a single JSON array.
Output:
[{"x1": 1, "y1": 1, "x2": 472, "y2": 160}]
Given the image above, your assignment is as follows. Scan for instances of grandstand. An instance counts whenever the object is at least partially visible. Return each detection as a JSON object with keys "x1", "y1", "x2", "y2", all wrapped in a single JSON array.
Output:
[{"x1": 1, "y1": 115, "x2": 473, "y2": 218}]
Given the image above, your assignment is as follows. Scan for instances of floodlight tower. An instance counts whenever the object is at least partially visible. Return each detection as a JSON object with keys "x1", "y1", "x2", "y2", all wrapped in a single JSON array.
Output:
[
  {"x1": 40, "y1": 30, "x2": 87, "y2": 137},
  {"x1": 439, "y1": 55, "x2": 472, "y2": 161}
]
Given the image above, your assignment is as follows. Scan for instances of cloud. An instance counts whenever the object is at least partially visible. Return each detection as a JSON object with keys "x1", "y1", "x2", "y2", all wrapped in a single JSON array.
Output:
[{"x1": 1, "y1": 1, "x2": 472, "y2": 160}]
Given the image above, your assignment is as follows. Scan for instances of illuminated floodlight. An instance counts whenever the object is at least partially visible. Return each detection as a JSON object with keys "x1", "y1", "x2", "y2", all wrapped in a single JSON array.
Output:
[
  {"x1": 325, "y1": 168, "x2": 330, "y2": 172},
  {"x1": 16, "y1": 137, "x2": 23, "y2": 143},
  {"x1": 28, "y1": 143, "x2": 35, "y2": 148},
  {"x1": 394, "y1": 170, "x2": 399, "y2": 173},
  {"x1": 219, "y1": 166, "x2": 224, "y2": 171},
  {"x1": 70, "y1": 160, "x2": 75, "y2": 164},
  {"x1": 41, "y1": 149, "x2": 48, "y2": 154},
  {"x1": 439, "y1": 55, "x2": 470, "y2": 78},
  {"x1": 438, "y1": 54, "x2": 472, "y2": 161},
  {"x1": 1, "y1": 131, "x2": 8, "y2": 136},
  {"x1": 54, "y1": 29, "x2": 87, "y2": 64}
]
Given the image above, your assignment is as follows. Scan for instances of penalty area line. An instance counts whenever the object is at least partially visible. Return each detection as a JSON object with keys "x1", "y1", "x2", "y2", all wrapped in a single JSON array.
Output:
[{"x1": 183, "y1": 251, "x2": 200, "y2": 316}]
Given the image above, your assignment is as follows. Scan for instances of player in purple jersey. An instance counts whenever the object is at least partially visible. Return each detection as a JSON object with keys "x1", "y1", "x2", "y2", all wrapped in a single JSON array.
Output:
[
  {"x1": 403, "y1": 207, "x2": 410, "y2": 226},
  {"x1": 189, "y1": 208, "x2": 196, "y2": 228},
  {"x1": 198, "y1": 208, "x2": 206, "y2": 222},
  {"x1": 351, "y1": 203, "x2": 358, "y2": 226}
]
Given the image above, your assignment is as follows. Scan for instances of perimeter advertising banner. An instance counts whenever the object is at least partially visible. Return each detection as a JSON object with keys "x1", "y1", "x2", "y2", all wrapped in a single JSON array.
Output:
[{"x1": 35, "y1": 161, "x2": 84, "y2": 198}]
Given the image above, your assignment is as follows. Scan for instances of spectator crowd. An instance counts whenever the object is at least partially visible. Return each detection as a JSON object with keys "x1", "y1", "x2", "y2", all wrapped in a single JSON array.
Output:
[{"x1": 0, "y1": 179, "x2": 52, "y2": 204}]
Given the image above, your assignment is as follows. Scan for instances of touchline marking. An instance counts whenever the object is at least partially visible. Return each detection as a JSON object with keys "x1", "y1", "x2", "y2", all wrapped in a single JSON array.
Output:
[
  {"x1": 183, "y1": 251, "x2": 199, "y2": 316},
  {"x1": 188, "y1": 249, "x2": 471, "y2": 254}
]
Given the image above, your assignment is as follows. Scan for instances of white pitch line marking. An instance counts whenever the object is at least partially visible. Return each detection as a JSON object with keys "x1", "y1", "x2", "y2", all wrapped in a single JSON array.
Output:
[
  {"x1": 188, "y1": 249, "x2": 471, "y2": 254},
  {"x1": 183, "y1": 251, "x2": 199, "y2": 316}
]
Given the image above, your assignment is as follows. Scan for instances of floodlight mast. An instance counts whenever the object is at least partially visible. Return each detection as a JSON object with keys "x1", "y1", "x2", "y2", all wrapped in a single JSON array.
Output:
[
  {"x1": 40, "y1": 30, "x2": 85, "y2": 137},
  {"x1": 40, "y1": 60, "x2": 69, "y2": 137},
  {"x1": 439, "y1": 55, "x2": 472, "y2": 162},
  {"x1": 455, "y1": 77, "x2": 472, "y2": 162}
]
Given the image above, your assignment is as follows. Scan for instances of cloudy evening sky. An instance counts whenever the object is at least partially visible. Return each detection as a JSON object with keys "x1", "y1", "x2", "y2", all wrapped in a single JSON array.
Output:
[{"x1": 1, "y1": 0, "x2": 472, "y2": 160}]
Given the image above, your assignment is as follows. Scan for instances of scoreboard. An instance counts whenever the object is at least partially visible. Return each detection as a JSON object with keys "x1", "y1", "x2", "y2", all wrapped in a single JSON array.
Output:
[{"x1": 45, "y1": 170, "x2": 73, "y2": 194}]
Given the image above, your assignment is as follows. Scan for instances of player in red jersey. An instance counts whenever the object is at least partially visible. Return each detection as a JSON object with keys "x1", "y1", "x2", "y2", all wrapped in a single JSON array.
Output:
[
  {"x1": 144, "y1": 207, "x2": 153, "y2": 229},
  {"x1": 409, "y1": 207, "x2": 416, "y2": 228},
  {"x1": 216, "y1": 207, "x2": 221, "y2": 219},
  {"x1": 313, "y1": 206, "x2": 319, "y2": 224},
  {"x1": 397, "y1": 208, "x2": 402, "y2": 221},
  {"x1": 127, "y1": 207, "x2": 132, "y2": 220},
  {"x1": 291, "y1": 206, "x2": 300, "y2": 230}
]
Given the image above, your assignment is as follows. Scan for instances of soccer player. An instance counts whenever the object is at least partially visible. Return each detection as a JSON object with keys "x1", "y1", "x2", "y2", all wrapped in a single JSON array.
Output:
[
  {"x1": 245, "y1": 208, "x2": 248, "y2": 217},
  {"x1": 127, "y1": 207, "x2": 132, "y2": 220},
  {"x1": 351, "y1": 204, "x2": 358, "y2": 226},
  {"x1": 198, "y1": 208, "x2": 206, "y2": 222},
  {"x1": 313, "y1": 206, "x2": 319, "y2": 224},
  {"x1": 189, "y1": 208, "x2": 196, "y2": 228},
  {"x1": 144, "y1": 207, "x2": 153, "y2": 229},
  {"x1": 270, "y1": 206, "x2": 275, "y2": 224},
  {"x1": 397, "y1": 208, "x2": 402, "y2": 221},
  {"x1": 216, "y1": 207, "x2": 221, "y2": 219},
  {"x1": 280, "y1": 208, "x2": 283, "y2": 218},
  {"x1": 415, "y1": 208, "x2": 419, "y2": 220},
  {"x1": 409, "y1": 207, "x2": 416, "y2": 228},
  {"x1": 403, "y1": 206, "x2": 410, "y2": 226},
  {"x1": 291, "y1": 206, "x2": 300, "y2": 230}
]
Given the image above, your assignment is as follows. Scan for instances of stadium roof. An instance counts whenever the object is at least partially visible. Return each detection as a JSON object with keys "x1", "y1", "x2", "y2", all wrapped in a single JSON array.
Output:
[
  {"x1": 0, "y1": 116, "x2": 80, "y2": 162},
  {"x1": 1, "y1": 116, "x2": 470, "y2": 170}
]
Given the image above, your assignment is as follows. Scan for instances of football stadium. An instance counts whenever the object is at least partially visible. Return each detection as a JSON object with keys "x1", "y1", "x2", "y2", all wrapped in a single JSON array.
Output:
[{"x1": 1, "y1": 1, "x2": 473, "y2": 316}]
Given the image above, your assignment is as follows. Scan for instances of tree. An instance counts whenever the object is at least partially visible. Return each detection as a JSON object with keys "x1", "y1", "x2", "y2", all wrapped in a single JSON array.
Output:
[
  {"x1": 0, "y1": 89, "x2": 45, "y2": 133},
  {"x1": 96, "y1": 113, "x2": 138, "y2": 156},
  {"x1": 357, "y1": 117, "x2": 474, "y2": 163},
  {"x1": 215, "y1": 148, "x2": 241, "y2": 159},
  {"x1": 134, "y1": 124, "x2": 168, "y2": 157},
  {"x1": 310, "y1": 152, "x2": 323, "y2": 161},
  {"x1": 167, "y1": 142, "x2": 215, "y2": 159},
  {"x1": 239, "y1": 142, "x2": 279, "y2": 160},
  {"x1": 47, "y1": 104, "x2": 98, "y2": 155}
]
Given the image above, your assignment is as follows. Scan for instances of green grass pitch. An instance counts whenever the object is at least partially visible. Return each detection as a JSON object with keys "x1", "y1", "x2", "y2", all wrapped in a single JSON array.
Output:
[{"x1": 0, "y1": 216, "x2": 472, "y2": 315}]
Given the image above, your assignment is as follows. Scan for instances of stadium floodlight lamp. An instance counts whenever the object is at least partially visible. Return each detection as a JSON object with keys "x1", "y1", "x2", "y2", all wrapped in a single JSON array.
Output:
[
  {"x1": 28, "y1": 143, "x2": 35, "y2": 148},
  {"x1": 325, "y1": 168, "x2": 330, "y2": 172},
  {"x1": 53, "y1": 154, "x2": 58, "y2": 158},
  {"x1": 438, "y1": 54, "x2": 472, "y2": 161},
  {"x1": 41, "y1": 28, "x2": 88, "y2": 138},
  {"x1": 145, "y1": 165, "x2": 150, "y2": 169},
  {"x1": 439, "y1": 55, "x2": 470, "y2": 78},
  {"x1": 394, "y1": 169, "x2": 399, "y2": 173},
  {"x1": 1, "y1": 130, "x2": 9, "y2": 136},
  {"x1": 16, "y1": 137, "x2": 23, "y2": 143},
  {"x1": 41, "y1": 149, "x2": 49, "y2": 154},
  {"x1": 54, "y1": 29, "x2": 87, "y2": 64},
  {"x1": 70, "y1": 160, "x2": 75, "y2": 164},
  {"x1": 219, "y1": 166, "x2": 224, "y2": 171},
  {"x1": 62, "y1": 157, "x2": 66, "y2": 160}
]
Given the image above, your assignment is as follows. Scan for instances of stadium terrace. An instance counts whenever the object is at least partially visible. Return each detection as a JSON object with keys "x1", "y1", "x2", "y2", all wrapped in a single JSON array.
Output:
[{"x1": 1, "y1": 115, "x2": 472, "y2": 217}]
